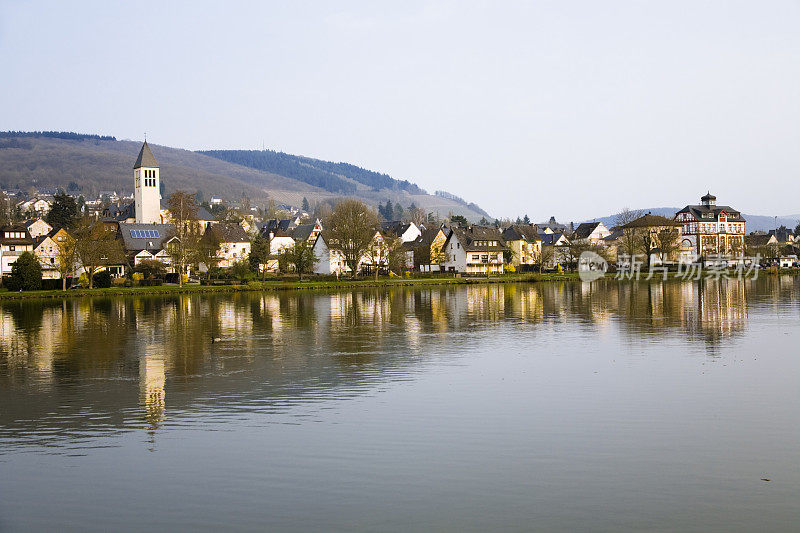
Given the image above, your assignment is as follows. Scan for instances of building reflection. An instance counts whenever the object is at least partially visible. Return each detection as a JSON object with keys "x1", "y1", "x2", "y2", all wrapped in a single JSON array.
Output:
[
  {"x1": 140, "y1": 347, "x2": 166, "y2": 431},
  {"x1": 0, "y1": 276, "x2": 777, "y2": 450}
]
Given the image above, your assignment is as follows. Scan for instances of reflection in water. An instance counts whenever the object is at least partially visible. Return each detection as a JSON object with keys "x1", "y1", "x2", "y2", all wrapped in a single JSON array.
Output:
[
  {"x1": 0, "y1": 277, "x2": 798, "y2": 532},
  {"x1": 0, "y1": 277, "x2": 794, "y2": 445},
  {"x1": 140, "y1": 348, "x2": 165, "y2": 431}
]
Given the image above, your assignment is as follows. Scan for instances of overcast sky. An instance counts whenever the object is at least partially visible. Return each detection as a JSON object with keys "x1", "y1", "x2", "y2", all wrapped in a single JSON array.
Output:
[{"x1": 1, "y1": 1, "x2": 798, "y2": 219}]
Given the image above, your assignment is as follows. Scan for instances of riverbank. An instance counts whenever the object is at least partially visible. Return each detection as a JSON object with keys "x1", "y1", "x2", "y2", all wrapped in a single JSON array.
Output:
[
  {"x1": 0, "y1": 273, "x2": 578, "y2": 300},
  {"x1": 0, "y1": 269, "x2": 796, "y2": 301}
]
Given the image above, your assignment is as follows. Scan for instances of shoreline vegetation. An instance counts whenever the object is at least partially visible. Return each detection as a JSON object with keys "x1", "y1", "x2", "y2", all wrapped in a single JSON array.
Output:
[{"x1": 0, "y1": 269, "x2": 797, "y2": 301}]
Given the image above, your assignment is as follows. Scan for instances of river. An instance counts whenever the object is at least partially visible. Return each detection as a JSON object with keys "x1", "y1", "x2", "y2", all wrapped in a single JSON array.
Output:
[{"x1": 1, "y1": 278, "x2": 798, "y2": 531}]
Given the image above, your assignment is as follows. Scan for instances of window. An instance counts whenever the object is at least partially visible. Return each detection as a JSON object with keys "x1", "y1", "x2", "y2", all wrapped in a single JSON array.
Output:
[
  {"x1": 9, "y1": 245, "x2": 15, "y2": 251},
  {"x1": 472, "y1": 254, "x2": 480, "y2": 261}
]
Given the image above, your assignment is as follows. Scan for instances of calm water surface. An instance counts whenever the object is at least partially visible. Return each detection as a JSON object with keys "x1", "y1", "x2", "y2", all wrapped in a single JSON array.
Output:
[{"x1": 1, "y1": 278, "x2": 798, "y2": 532}]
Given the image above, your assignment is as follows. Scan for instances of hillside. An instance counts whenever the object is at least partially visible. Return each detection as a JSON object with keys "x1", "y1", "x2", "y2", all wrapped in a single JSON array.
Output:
[
  {"x1": 0, "y1": 132, "x2": 490, "y2": 221},
  {"x1": 586, "y1": 207, "x2": 800, "y2": 233}
]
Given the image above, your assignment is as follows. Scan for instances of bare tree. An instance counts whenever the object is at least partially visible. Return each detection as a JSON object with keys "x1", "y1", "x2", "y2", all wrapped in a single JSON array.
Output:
[
  {"x1": 614, "y1": 208, "x2": 645, "y2": 259},
  {"x1": 653, "y1": 227, "x2": 680, "y2": 262},
  {"x1": 55, "y1": 233, "x2": 78, "y2": 291},
  {"x1": 367, "y1": 233, "x2": 404, "y2": 279},
  {"x1": 277, "y1": 239, "x2": 318, "y2": 280},
  {"x1": 73, "y1": 219, "x2": 125, "y2": 288},
  {"x1": 166, "y1": 191, "x2": 201, "y2": 286},
  {"x1": 325, "y1": 199, "x2": 380, "y2": 277},
  {"x1": 534, "y1": 245, "x2": 555, "y2": 273}
]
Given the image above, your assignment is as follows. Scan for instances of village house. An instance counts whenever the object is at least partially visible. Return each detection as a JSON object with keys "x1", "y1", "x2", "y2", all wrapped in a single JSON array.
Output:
[
  {"x1": 572, "y1": 222, "x2": 611, "y2": 244},
  {"x1": 0, "y1": 225, "x2": 35, "y2": 277},
  {"x1": 501, "y1": 224, "x2": 542, "y2": 269},
  {"x1": 539, "y1": 231, "x2": 570, "y2": 268},
  {"x1": 17, "y1": 196, "x2": 53, "y2": 217},
  {"x1": 442, "y1": 226, "x2": 508, "y2": 274},
  {"x1": 619, "y1": 214, "x2": 687, "y2": 264},
  {"x1": 408, "y1": 226, "x2": 451, "y2": 271},
  {"x1": 24, "y1": 218, "x2": 53, "y2": 238},
  {"x1": 33, "y1": 234, "x2": 61, "y2": 279},
  {"x1": 118, "y1": 223, "x2": 177, "y2": 270},
  {"x1": 312, "y1": 232, "x2": 348, "y2": 276},
  {"x1": 674, "y1": 193, "x2": 746, "y2": 259},
  {"x1": 380, "y1": 221, "x2": 422, "y2": 243},
  {"x1": 202, "y1": 223, "x2": 251, "y2": 268}
]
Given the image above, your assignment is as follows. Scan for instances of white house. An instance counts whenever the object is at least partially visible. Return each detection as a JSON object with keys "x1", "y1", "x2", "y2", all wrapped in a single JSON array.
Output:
[
  {"x1": 442, "y1": 226, "x2": 507, "y2": 274},
  {"x1": 572, "y1": 222, "x2": 611, "y2": 244},
  {"x1": 24, "y1": 218, "x2": 53, "y2": 239},
  {"x1": 381, "y1": 221, "x2": 422, "y2": 243},
  {"x1": 203, "y1": 223, "x2": 251, "y2": 268},
  {"x1": 33, "y1": 235, "x2": 60, "y2": 279},
  {"x1": 0, "y1": 225, "x2": 35, "y2": 277},
  {"x1": 312, "y1": 233, "x2": 348, "y2": 275},
  {"x1": 17, "y1": 197, "x2": 53, "y2": 217}
]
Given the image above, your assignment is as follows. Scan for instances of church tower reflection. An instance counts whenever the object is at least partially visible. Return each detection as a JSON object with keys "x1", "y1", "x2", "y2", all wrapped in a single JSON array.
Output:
[{"x1": 139, "y1": 346, "x2": 166, "y2": 431}]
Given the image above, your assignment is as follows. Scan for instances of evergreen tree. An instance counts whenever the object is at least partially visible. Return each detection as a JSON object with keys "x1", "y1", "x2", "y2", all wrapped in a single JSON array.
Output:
[
  {"x1": 302, "y1": 197, "x2": 310, "y2": 211},
  {"x1": 249, "y1": 234, "x2": 271, "y2": 276},
  {"x1": 450, "y1": 215, "x2": 468, "y2": 227},
  {"x1": 523, "y1": 214, "x2": 530, "y2": 225},
  {"x1": 45, "y1": 192, "x2": 79, "y2": 229},
  {"x1": 5, "y1": 252, "x2": 42, "y2": 291}
]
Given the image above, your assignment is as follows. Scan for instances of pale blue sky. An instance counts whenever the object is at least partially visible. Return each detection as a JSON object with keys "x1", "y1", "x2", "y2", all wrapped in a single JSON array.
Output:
[{"x1": 1, "y1": 1, "x2": 798, "y2": 219}]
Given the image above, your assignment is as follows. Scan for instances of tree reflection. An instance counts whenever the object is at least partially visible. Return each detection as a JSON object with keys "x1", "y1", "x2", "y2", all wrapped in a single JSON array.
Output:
[{"x1": 0, "y1": 277, "x2": 780, "y2": 450}]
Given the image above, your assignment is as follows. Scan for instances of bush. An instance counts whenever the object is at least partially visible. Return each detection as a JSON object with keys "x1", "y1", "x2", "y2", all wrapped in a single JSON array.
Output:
[
  {"x1": 131, "y1": 272, "x2": 144, "y2": 283},
  {"x1": 229, "y1": 260, "x2": 253, "y2": 281},
  {"x1": 5, "y1": 252, "x2": 42, "y2": 291},
  {"x1": 134, "y1": 259, "x2": 167, "y2": 279},
  {"x1": 92, "y1": 270, "x2": 112, "y2": 288},
  {"x1": 79, "y1": 273, "x2": 89, "y2": 287}
]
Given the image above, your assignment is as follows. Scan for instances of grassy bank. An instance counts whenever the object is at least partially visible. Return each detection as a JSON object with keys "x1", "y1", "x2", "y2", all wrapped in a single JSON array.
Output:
[
  {"x1": 0, "y1": 273, "x2": 581, "y2": 300},
  {"x1": 0, "y1": 269, "x2": 796, "y2": 301}
]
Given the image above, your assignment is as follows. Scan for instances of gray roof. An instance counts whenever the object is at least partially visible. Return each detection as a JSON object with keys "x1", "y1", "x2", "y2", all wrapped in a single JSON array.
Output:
[
  {"x1": 133, "y1": 141, "x2": 159, "y2": 169},
  {"x1": 103, "y1": 202, "x2": 135, "y2": 221},
  {"x1": 381, "y1": 221, "x2": 412, "y2": 237},
  {"x1": 446, "y1": 225, "x2": 508, "y2": 252},
  {"x1": 205, "y1": 222, "x2": 250, "y2": 243},
  {"x1": 502, "y1": 224, "x2": 541, "y2": 242},
  {"x1": 118, "y1": 223, "x2": 174, "y2": 253},
  {"x1": 0, "y1": 225, "x2": 34, "y2": 245},
  {"x1": 677, "y1": 204, "x2": 744, "y2": 222},
  {"x1": 540, "y1": 232, "x2": 567, "y2": 246},
  {"x1": 621, "y1": 214, "x2": 682, "y2": 229},
  {"x1": 291, "y1": 224, "x2": 317, "y2": 242},
  {"x1": 573, "y1": 222, "x2": 603, "y2": 239},
  {"x1": 259, "y1": 219, "x2": 296, "y2": 237}
]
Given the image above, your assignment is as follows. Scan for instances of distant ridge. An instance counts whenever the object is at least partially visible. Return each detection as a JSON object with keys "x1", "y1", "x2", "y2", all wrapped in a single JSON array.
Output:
[
  {"x1": 200, "y1": 149, "x2": 426, "y2": 196},
  {"x1": 0, "y1": 131, "x2": 490, "y2": 221}
]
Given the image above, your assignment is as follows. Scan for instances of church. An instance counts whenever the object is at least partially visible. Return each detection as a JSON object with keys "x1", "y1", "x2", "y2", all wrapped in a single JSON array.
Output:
[
  {"x1": 103, "y1": 141, "x2": 215, "y2": 229},
  {"x1": 133, "y1": 140, "x2": 162, "y2": 224}
]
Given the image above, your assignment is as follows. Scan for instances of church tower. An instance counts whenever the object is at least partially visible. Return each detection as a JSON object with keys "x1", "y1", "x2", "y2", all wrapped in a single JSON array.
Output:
[{"x1": 133, "y1": 141, "x2": 161, "y2": 224}]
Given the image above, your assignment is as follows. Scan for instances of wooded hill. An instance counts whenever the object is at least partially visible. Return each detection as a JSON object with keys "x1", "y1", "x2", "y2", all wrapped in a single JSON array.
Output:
[{"x1": 0, "y1": 131, "x2": 490, "y2": 220}]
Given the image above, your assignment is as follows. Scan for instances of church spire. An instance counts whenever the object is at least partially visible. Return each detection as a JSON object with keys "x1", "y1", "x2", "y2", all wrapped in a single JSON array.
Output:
[{"x1": 133, "y1": 141, "x2": 159, "y2": 169}]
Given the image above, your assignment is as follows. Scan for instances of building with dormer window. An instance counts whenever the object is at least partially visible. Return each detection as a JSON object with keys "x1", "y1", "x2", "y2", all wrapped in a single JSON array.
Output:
[{"x1": 674, "y1": 193, "x2": 746, "y2": 259}]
